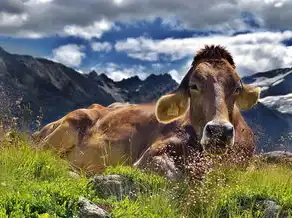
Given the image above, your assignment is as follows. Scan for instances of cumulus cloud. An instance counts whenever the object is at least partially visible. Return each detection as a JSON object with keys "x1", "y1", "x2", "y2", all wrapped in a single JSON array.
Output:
[
  {"x1": 63, "y1": 19, "x2": 113, "y2": 40},
  {"x1": 51, "y1": 44, "x2": 86, "y2": 68},
  {"x1": 115, "y1": 31, "x2": 292, "y2": 76},
  {"x1": 91, "y1": 42, "x2": 112, "y2": 52},
  {"x1": 0, "y1": 12, "x2": 28, "y2": 27},
  {"x1": 0, "y1": 0, "x2": 24, "y2": 14},
  {"x1": 91, "y1": 63, "x2": 149, "y2": 81},
  {"x1": 1, "y1": 0, "x2": 292, "y2": 38},
  {"x1": 167, "y1": 59, "x2": 193, "y2": 83}
]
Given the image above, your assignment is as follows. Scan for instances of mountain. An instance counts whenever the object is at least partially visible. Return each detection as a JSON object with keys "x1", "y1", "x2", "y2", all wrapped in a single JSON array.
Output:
[
  {"x1": 242, "y1": 68, "x2": 292, "y2": 152},
  {"x1": 0, "y1": 47, "x2": 177, "y2": 128},
  {"x1": 86, "y1": 71, "x2": 176, "y2": 104}
]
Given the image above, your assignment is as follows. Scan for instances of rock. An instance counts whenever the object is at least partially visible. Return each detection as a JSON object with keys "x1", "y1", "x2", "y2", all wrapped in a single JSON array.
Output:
[
  {"x1": 69, "y1": 171, "x2": 80, "y2": 179},
  {"x1": 89, "y1": 175, "x2": 140, "y2": 201},
  {"x1": 261, "y1": 151, "x2": 292, "y2": 165},
  {"x1": 78, "y1": 197, "x2": 110, "y2": 218},
  {"x1": 255, "y1": 200, "x2": 287, "y2": 218}
]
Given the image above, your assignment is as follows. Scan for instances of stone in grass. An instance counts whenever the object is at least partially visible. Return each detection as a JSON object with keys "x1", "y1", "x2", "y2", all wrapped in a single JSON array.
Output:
[
  {"x1": 254, "y1": 199, "x2": 288, "y2": 218},
  {"x1": 90, "y1": 175, "x2": 142, "y2": 201},
  {"x1": 78, "y1": 197, "x2": 111, "y2": 218},
  {"x1": 261, "y1": 151, "x2": 292, "y2": 165}
]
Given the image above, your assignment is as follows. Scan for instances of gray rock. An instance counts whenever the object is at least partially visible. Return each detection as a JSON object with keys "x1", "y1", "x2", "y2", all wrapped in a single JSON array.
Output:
[
  {"x1": 255, "y1": 200, "x2": 286, "y2": 218},
  {"x1": 78, "y1": 197, "x2": 110, "y2": 218},
  {"x1": 69, "y1": 171, "x2": 80, "y2": 178},
  {"x1": 261, "y1": 151, "x2": 292, "y2": 164},
  {"x1": 90, "y1": 175, "x2": 141, "y2": 201}
]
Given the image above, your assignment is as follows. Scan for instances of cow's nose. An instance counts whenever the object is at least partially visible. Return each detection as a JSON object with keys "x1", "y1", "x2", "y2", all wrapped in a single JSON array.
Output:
[{"x1": 205, "y1": 123, "x2": 234, "y2": 141}]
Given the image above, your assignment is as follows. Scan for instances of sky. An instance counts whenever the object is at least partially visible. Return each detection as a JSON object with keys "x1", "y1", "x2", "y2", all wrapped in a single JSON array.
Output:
[{"x1": 0, "y1": 0, "x2": 292, "y2": 82}]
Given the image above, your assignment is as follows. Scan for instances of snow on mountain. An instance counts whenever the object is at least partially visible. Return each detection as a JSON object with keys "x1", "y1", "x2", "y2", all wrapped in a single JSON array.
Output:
[{"x1": 259, "y1": 93, "x2": 292, "y2": 115}]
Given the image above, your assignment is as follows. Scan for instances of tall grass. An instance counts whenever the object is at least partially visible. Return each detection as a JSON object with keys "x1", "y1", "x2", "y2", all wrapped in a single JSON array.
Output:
[
  {"x1": 178, "y1": 159, "x2": 292, "y2": 217},
  {"x1": 0, "y1": 131, "x2": 291, "y2": 217},
  {"x1": 0, "y1": 133, "x2": 89, "y2": 217}
]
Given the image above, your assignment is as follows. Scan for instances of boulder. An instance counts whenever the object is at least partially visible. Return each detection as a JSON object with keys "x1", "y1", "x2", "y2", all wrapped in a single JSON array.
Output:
[
  {"x1": 261, "y1": 151, "x2": 292, "y2": 165},
  {"x1": 78, "y1": 197, "x2": 110, "y2": 218},
  {"x1": 89, "y1": 175, "x2": 141, "y2": 201}
]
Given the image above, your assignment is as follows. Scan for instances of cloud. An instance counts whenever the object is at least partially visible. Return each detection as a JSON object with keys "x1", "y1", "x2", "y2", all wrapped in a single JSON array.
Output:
[
  {"x1": 0, "y1": 0, "x2": 24, "y2": 14},
  {"x1": 91, "y1": 42, "x2": 112, "y2": 52},
  {"x1": 1, "y1": 0, "x2": 292, "y2": 38},
  {"x1": 63, "y1": 19, "x2": 113, "y2": 40},
  {"x1": 115, "y1": 31, "x2": 292, "y2": 76},
  {"x1": 51, "y1": 44, "x2": 86, "y2": 68},
  {"x1": 0, "y1": 12, "x2": 28, "y2": 27},
  {"x1": 167, "y1": 59, "x2": 193, "y2": 83},
  {"x1": 91, "y1": 62, "x2": 149, "y2": 81},
  {"x1": 26, "y1": 0, "x2": 54, "y2": 4}
]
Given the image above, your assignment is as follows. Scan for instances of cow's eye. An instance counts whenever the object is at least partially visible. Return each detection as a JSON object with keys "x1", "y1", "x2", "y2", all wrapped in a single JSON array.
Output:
[
  {"x1": 234, "y1": 86, "x2": 242, "y2": 95},
  {"x1": 189, "y1": 84, "x2": 198, "y2": 91}
]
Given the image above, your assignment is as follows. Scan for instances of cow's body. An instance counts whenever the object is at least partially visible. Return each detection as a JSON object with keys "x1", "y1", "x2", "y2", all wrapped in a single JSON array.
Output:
[{"x1": 33, "y1": 45, "x2": 260, "y2": 179}]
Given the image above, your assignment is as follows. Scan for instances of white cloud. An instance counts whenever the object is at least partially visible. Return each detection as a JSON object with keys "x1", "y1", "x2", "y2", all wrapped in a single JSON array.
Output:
[
  {"x1": 91, "y1": 42, "x2": 112, "y2": 52},
  {"x1": 51, "y1": 44, "x2": 86, "y2": 68},
  {"x1": 167, "y1": 59, "x2": 193, "y2": 83},
  {"x1": 0, "y1": 12, "x2": 28, "y2": 27},
  {"x1": 1, "y1": 0, "x2": 292, "y2": 38},
  {"x1": 91, "y1": 63, "x2": 149, "y2": 81},
  {"x1": 26, "y1": 0, "x2": 54, "y2": 5},
  {"x1": 115, "y1": 31, "x2": 292, "y2": 77},
  {"x1": 63, "y1": 19, "x2": 113, "y2": 40},
  {"x1": 76, "y1": 69, "x2": 84, "y2": 74}
]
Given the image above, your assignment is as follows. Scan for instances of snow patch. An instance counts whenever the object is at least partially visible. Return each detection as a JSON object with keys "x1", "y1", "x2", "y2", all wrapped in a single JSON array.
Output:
[{"x1": 259, "y1": 93, "x2": 292, "y2": 115}]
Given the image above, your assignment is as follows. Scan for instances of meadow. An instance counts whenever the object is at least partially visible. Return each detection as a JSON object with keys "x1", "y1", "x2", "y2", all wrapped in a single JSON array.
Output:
[{"x1": 0, "y1": 130, "x2": 291, "y2": 217}]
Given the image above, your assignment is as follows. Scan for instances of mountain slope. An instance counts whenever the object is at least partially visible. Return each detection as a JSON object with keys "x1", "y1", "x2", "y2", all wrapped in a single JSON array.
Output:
[
  {"x1": 0, "y1": 47, "x2": 177, "y2": 127},
  {"x1": 242, "y1": 68, "x2": 292, "y2": 152}
]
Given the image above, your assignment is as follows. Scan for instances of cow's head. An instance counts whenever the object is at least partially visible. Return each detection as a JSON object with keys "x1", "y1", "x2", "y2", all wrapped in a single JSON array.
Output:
[{"x1": 155, "y1": 45, "x2": 260, "y2": 154}]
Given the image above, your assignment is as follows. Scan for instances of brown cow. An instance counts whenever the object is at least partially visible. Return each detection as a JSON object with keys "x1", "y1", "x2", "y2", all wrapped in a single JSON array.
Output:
[{"x1": 33, "y1": 45, "x2": 260, "y2": 180}]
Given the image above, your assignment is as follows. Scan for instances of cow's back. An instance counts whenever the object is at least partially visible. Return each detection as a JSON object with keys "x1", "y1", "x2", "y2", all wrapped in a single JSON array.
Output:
[{"x1": 77, "y1": 104, "x2": 165, "y2": 170}]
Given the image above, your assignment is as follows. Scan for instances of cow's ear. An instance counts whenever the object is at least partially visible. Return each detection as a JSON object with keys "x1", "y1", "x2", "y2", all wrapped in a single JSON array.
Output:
[
  {"x1": 236, "y1": 84, "x2": 261, "y2": 110},
  {"x1": 155, "y1": 92, "x2": 189, "y2": 124}
]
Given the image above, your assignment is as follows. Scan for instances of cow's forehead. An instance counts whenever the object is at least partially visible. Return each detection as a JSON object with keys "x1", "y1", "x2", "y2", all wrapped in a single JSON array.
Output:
[{"x1": 190, "y1": 60, "x2": 240, "y2": 83}]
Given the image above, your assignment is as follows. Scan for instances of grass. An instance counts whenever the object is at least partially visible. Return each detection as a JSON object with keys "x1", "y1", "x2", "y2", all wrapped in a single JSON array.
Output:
[
  {"x1": 0, "y1": 132, "x2": 89, "y2": 217},
  {"x1": 0, "y1": 130, "x2": 291, "y2": 217},
  {"x1": 181, "y1": 161, "x2": 292, "y2": 217}
]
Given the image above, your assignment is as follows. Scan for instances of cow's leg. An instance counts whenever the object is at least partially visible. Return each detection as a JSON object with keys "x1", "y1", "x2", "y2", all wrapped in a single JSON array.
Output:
[{"x1": 133, "y1": 146, "x2": 183, "y2": 180}]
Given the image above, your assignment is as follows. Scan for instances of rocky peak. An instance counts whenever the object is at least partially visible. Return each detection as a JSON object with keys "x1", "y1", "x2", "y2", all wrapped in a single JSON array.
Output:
[{"x1": 87, "y1": 70, "x2": 99, "y2": 80}]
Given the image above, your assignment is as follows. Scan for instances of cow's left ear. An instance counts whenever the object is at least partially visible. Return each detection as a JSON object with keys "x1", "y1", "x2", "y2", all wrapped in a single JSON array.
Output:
[
  {"x1": 236, "y1": 84, "x2": 261, "y2": 110},
  {"x1": 155, "y1": 91, "x2": 189, "y2": 124}
]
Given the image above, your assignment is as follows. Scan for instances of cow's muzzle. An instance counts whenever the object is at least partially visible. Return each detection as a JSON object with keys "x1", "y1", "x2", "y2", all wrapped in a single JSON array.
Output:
[{"x1": 200, "y1": 120, "x2": 234, "y2": 154}]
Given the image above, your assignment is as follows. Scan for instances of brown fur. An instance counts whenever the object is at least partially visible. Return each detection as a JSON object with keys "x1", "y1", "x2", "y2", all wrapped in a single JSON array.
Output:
[{"x1": 33, "y1": 45, "x2": 260, "y2": 179}]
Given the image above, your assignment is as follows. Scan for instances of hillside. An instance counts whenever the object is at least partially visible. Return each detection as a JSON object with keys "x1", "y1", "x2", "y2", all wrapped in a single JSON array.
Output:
[
  {"x1": 0, "y1": 47, "x2": 177, "y2": 125},
  {"x1": 242, "y1": 68, "x2": 292, "y2": 152}
]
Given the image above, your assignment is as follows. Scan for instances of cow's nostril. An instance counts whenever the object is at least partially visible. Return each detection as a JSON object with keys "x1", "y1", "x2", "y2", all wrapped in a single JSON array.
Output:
[
  {"x1": 205, "y1": 124, "x2": 221, "y2": 136},
  {"x1": 205, "y1": 123, "x2": 234, "y2": 140},
  {"x1": 223, "y1": 125, "x2": 234, "y2": 138}
]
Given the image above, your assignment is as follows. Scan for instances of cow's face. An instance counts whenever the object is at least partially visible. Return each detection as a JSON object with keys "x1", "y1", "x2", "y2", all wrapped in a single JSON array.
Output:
[{"x1": 155, "y1": 58, "x2": 260, "y2": 154}]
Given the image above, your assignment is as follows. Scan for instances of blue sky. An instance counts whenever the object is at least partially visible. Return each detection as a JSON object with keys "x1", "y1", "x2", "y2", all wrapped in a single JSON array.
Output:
[{"x1": 0, "y1": 0, "x2": 292, "y2": 82}]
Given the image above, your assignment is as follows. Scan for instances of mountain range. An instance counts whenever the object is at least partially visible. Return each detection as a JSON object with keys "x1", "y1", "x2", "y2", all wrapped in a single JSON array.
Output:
[{"x1": 0, "y1": 46, "x2": 291, "y2": 152}]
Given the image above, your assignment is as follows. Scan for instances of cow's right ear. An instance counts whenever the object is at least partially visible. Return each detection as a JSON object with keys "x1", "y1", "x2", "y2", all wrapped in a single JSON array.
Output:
[{"x1": 155, "y1": 91, "x2": 189, "y2": 124}]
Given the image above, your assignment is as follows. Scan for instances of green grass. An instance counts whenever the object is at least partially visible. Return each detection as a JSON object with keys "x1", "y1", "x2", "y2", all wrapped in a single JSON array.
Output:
[
  {"x1": 0, "y1": 131, "x2": 291, "y2": 217},
  {"x1": 180, "y1": 161, "x2": 292, "y2": 217},
  {"x1": 0, "y1": 132, "x2": 89, "y2": 217}
]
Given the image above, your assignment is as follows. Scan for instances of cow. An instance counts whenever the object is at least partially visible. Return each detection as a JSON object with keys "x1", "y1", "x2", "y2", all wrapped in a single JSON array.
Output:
[{"x1": 33, "y1": 45, "x2": 260, "y2": 180}]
